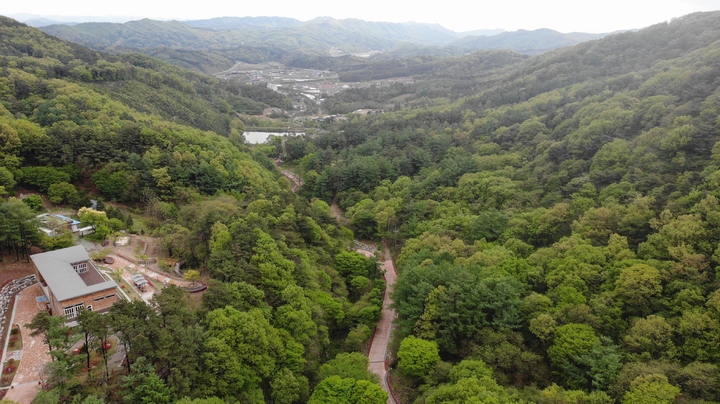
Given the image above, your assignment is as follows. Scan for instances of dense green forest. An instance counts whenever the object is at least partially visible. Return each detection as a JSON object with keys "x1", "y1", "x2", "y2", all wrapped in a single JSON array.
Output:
[
  {"x1": 0, "y1": 16, "x2": 386, "y2": 403},
  {"x1": 0, "y1": 16, "x2": 291, "y2": 135},
  {"x1": 5, "y1": 8, "x2": 720, "y2": 404},
  {"x1": 278, "y1": 11, "x2": 720, "y2": 404}
]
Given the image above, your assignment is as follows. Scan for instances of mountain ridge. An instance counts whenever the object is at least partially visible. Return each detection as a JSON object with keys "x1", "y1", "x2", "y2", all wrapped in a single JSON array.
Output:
[
  {"x1": 449, "y1": 28, "x2": 607, "y2": 55},
  {"x1": 36, "y1": 16, "x2": 607, "y2": 56}
]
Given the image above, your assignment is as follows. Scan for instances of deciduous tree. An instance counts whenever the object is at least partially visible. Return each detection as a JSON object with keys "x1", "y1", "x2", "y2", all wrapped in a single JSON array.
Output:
[{"x1": 397, "y1": 336, "x2": 440, "y2": 379}]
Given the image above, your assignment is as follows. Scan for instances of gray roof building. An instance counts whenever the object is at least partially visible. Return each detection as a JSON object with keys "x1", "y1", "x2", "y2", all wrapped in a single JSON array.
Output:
[{"x1": 31, "y1": 245, "x2": 121, "y2": 319}]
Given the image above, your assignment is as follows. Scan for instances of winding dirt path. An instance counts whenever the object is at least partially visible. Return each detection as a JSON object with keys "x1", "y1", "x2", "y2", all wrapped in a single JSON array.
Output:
[
  {"x1": 332, "y1": 202, "x2": 397, "y2": 403},
  {"x1": 366, "y1": 241, "x2": 397, "y2": 404},
  {"x1": 330, "y1": 202, "x2": 349, "y2": 226},
  {"x1": 280, "y1": 169, "x2": 304, "y2": 192}
]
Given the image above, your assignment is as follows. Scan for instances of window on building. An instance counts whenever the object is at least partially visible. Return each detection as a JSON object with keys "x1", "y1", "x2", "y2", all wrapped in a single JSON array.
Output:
[
  {"x1": 94, "y1": 293, "x2": 116, "y2": 302},
  {"x1": 73, "y1": 262, "x2": 88, "y2": 274},
  {"x1": 63, "y1": 303, "x2": 85, "y2": 319}
]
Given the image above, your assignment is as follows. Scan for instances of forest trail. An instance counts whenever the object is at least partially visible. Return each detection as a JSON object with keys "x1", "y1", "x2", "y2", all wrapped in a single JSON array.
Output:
[
  {"x1": 366, "y1": 240, "x2": 398, "y2": 404},
  {"x1": 280, "y1": 169, "x2": 304, "y2": 192},
  {"x1": 330, "y1": 202, "x2": 350, "y2": 225},
  {"x1": 331, "y1": 200, "x2": 398, "y2": 403}
]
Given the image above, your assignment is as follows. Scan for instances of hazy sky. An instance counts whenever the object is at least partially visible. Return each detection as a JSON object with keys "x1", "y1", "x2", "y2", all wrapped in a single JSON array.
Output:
[{"x1": 3, "y1": 0, "x2": 720, "y2": 32}]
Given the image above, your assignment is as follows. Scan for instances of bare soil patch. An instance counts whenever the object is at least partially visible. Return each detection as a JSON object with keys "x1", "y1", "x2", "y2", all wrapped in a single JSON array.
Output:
[
  {"x1": 89, "y1": 235, "x2": 165, "y2": 262},
  {"x1": 0, "y1": 258, "x2": 35, "y2": 286},
  {"x1": 86, "y1": 235, "x2": 170, "y2": 274}
]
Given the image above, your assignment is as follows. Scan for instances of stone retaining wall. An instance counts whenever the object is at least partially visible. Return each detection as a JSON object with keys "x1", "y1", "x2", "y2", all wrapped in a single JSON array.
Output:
[{"x1": 0, "y1": 275, "x2": 37, "y2": 346}]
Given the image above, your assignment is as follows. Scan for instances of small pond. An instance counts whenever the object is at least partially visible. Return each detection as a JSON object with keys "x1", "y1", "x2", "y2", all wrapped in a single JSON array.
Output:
[{"x1": 243, "y1": 131, "x2": 306, "y2": 144}]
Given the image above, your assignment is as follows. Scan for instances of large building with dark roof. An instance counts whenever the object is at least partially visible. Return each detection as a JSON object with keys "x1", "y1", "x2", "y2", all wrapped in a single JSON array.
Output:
[{"x1": 31, "y1": 245, "x2": 121, "y2": 321}]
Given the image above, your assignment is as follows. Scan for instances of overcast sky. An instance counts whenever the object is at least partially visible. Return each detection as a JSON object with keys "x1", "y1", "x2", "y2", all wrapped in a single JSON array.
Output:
[{"x1": 3, "y1": 0, "x2": 720, "y2": 33}]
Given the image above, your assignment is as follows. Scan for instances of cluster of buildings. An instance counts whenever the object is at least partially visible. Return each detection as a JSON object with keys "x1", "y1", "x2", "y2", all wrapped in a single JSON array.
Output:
[{"x1": 37, "y1": 213, "x2": 94, "y2": 237}]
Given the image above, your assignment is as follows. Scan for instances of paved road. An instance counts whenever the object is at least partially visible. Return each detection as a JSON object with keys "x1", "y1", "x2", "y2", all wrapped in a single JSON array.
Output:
[
  {"x1": 4, "y1": 283, "x2": 51, "y2": 404},
  {"x1": 365, "y1": 242, "x2": 398, "y2": 404},
  {"x1": 332, "y1": 203, "x2": 398, "y2": 403}
]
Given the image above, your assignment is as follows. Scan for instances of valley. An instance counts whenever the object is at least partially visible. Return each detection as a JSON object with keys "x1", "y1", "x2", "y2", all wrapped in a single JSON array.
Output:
[
  {"x1": 2, "y1": 8, "x2": 720, "y2": 404},
  {"x1": 213, "y1": 60, "x2": 414, "y2": 116}
]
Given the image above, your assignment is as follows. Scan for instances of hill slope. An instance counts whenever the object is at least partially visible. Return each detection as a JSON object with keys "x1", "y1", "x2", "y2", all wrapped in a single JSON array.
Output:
[
  {"x1": 39, "y1": 17, "x2": 459, "y2": 53},
  {"x1": 2, "y1": 17, "x2": 292, "y2": 134},
  {"x1": 183, "y1": 16, "x2": 303, "y2": 30},
  {"x1": 288, "y1": 11, "x2": 720, "y2": 402},
  {"x1": 36, "y1": 16, "x2": 608, "y2": 75},
  {"x1": 0, "y1": 16, "x2": 390, "y2": 404},
  {"x1": 0, "y1": 16, "x2": 285, "y2": 198},
  {"x1": 449, "y1": 28, "x2": 607, "y2": 54}
]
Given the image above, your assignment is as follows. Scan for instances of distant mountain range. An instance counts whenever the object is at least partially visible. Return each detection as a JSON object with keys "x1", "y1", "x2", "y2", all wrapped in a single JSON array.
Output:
[
  {"x1": 33, "y1": 16, "x2": 608, "y2": 56},
  {"x1": 449, "y1": 28, "x2": 607, "y2": 55},
  {"x1": 182, "y1": 16, "x2": 303, "y2": 31},
  {"x1": 9, "y1": 13, "x2": 138, "y2": 26},
  {"x1": 6, "y1": 15, "x2": 612, "y2": 76},
  {"x1": 37, "y1": 17, "x2": 461, "y2": 52}
]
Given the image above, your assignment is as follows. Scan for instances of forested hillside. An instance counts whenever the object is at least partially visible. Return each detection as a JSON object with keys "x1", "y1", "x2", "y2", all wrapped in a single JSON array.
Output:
[
  {"x1": 6, "y1": 7, "x2": 720, "y2": 403},
  {"x1": 39, "y1": 17, "x2": 459, "y2": 57},
  {"x1": 448, "y1": 28, "x2": 606, "y2": 55},
  {"x1": 1, "y1": 16, "x2": 291, "y2": 134},
  {"x1": 280, "y1": 11, "x2": 720, "y2": 403},
  {"x1": 37, "y1": 17, "x2": 606, "y2": 75},
  {"x1": 0, "y1": 16, "x2": 387, "y2": 403},
  {"x1": 321, "y1": 50, "x2": 530, "y2": 114}
]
